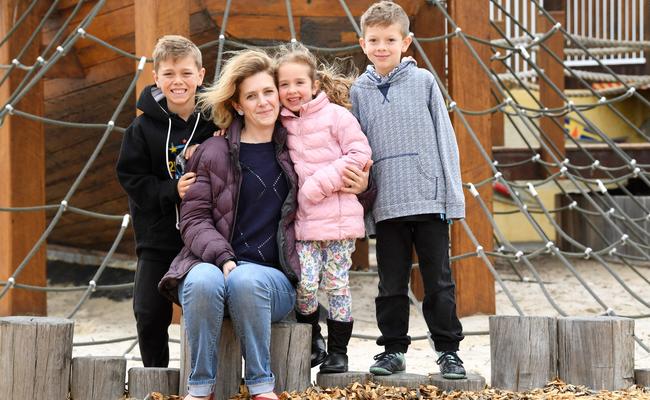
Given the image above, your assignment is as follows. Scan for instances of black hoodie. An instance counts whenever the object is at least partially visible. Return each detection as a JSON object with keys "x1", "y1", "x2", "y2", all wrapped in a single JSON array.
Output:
[{"x1": 116, "y1": 85, "x2": 216, "y2": 259}]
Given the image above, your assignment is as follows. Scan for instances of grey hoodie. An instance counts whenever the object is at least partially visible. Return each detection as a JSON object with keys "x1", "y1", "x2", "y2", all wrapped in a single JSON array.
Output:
[{"x1": 350, "y1": 59, "x2": 465, "y2": 230}]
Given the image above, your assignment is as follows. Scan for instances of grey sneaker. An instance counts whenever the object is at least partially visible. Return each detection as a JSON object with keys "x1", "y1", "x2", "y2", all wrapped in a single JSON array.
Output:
[
  {"x1": 436, "y1": 351, "x2": 466, "y2": 379},
  {"x1": 369, "y1": 352, "x2": 406, "y2": 375}
]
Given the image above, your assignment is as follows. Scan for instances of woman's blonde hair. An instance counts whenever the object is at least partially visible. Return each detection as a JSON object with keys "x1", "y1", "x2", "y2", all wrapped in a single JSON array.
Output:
[
  {"x1": 198, "y1": 50, "x2": 275, "y2": 128},
  {"x1": 275, "y1": 43, "x2": 354, "y2": 109}
]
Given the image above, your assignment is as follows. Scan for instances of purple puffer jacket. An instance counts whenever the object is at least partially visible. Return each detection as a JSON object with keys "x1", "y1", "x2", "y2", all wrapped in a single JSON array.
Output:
[{"x1": 158, "y1": 117, "x2": 300, "y2": 304}]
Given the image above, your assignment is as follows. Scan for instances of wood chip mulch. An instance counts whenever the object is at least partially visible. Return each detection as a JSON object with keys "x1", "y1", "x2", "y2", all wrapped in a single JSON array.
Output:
[{"x1": 143, "y1": 379, "x2": 650, "y2": 400}]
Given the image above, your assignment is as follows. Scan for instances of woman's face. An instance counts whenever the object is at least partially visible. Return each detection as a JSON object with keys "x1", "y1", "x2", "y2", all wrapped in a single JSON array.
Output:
[{"x1": 233, "y1": 71, "x2": 280, "y2": 131}]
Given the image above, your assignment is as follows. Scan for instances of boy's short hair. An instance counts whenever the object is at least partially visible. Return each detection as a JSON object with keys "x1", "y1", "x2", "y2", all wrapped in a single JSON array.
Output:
[
  {"x1": 360, "y1": 1, "x2": 410, "y2": 38},
  {"x1": 152, "y1": 35, "x2": 202, "y2": 72}
]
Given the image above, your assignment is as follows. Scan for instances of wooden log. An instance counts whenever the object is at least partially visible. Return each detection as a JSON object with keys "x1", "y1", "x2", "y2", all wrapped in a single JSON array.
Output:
[
  {"x1": 558, "y1": 316, "x2": 634, "y2": 390},
  {"x1": 180, "y1": 318, "x2": 241, "y2": 399},
  {"x1": 270, "y1": 322, "x2": 311, "y2": 393},
  {"x1": 489, "y1": 316, "x2": 558, "y2": 391},
  {"x1": 316, "y1": 371, "x2": 372, "y2": 389},
  {"x1": 0, "y1": 317, "x2": 73, "y2": 398},
  {"x1": 127, "y1": 368, "x2": 180, "y2": 399},
  {"x1": 635, "y1": 369, "x2": 650, "y2": 388},
  {"x1": 71, "y1": 356, "x2": 126, "y2": 400},
  {"x1": 372, "y1": 373, "x2": 430, "y2": 388},
  {"x1": 0, "y1": 0, "x2": 47, "y2": 316},
  {"x1": 429, "y1": 373, "x2": 486, "y2": 391},
  {"x1": 447, "y1": 0, "x2": 495, "y2": 317}
]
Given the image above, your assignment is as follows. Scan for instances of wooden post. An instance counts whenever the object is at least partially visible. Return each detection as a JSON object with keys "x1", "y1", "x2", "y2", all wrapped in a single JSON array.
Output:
[
  {"x1": 270, "y1": 322, "x2": 311, "y2": 393},
  {"x1": 372, "y1": 373, "x2": 430, "y2": 388},
  {"x1": 558, "y1": 316, "x2": 635, "y2": 390},
  {"x1": 489, "y1": 316, "x2": 558, "y2": 391},
  {"x1": 317, "y1": 372, "x2": 372, "y2": 389},
  {"x1": 537, "y1": 1, "x2": 566, "y2": 173},
  {"x1": 71, "y1": 356, "x2": 126, "y2": 400},
  {"x1": 0, "y1": 317, "x2": 73, "y2": 398},
  {"x1": 447, "y1": 0, "x2": 495, "y2": 316},
  {"x1": 350, "y1": 238, "x2": 369, "y2": 271},
  {"x1": 0, "y1": 0, "x2": 47, "y2": 316},
  {"x1": 429, "y1": 373, "x2": 485, "y2": 391},
  {"x1": 180, "y1": 318, "x2": 241, "y2": 399},
  {"x1": 127, "y1": 367, "x2": 180, "y2": 399},
  {"x1": 134, "y1": 0, "x2": 190, "y2": 324},
  {"x1": 636, "y1": 369, "x2": 650, "y2": 388}
]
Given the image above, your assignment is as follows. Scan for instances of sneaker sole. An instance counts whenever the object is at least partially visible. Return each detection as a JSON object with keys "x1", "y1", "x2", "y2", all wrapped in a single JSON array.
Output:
[{"x1": 441, "y1": 373, "x2": 466, "y2": 379}]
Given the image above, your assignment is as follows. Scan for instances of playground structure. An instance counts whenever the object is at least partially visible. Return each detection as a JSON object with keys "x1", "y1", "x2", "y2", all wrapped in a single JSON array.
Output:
[{"x1": 1, "y1": 0, "x2": 650, "y2": 397}]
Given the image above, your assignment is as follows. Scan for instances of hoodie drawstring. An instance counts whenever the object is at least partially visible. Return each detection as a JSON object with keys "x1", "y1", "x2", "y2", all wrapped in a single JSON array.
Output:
[{"x1": 165, "y1": 114, "x2": 201, "y2": 230}]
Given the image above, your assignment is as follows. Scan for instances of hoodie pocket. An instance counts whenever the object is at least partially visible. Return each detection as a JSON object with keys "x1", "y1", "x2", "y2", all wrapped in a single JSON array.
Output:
[{"x1": 374, "y1": 153, "x2": 438, "y2": 202}]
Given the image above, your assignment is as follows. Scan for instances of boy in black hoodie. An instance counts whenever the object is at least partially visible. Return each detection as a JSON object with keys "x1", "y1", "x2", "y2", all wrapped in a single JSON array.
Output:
[{"x1": 116, "y1": 35, "x2": 215, "y2": 367}]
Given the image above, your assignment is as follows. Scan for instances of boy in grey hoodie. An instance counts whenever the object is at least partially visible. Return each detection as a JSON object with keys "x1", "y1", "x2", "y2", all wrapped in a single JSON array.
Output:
[{"x1": 350, "y1": 0, "x2": 466, "y2": 379}]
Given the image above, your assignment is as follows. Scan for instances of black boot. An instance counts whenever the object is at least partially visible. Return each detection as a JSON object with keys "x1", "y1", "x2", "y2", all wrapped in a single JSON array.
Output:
[
  {"x1": 296, "y1": 309, "x2": 327, "y2": 367},
  {"x1": 319, "y1": 319, "x2": 353, "y2": 373}
]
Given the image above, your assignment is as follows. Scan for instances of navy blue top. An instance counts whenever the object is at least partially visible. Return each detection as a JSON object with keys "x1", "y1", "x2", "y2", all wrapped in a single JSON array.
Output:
[{"x1": 232, "y1": 142, "x2": 289, "y2": 266}]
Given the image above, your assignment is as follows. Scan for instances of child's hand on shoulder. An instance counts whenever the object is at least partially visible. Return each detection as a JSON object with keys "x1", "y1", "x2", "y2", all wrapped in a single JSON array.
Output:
[{"x1": 177, "y1": 172, "x2": 197, "y2": 199}]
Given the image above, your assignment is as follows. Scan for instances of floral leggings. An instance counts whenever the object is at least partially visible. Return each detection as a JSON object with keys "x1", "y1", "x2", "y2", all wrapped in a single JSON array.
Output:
[{"x1": 296, "y1": 239, "x2": 356, "y2": 322}]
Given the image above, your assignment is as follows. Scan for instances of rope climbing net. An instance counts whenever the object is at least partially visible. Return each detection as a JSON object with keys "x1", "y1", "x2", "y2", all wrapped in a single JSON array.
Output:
[{"x1": 0, "y1": 0, "x2": 649, "y2": 363}]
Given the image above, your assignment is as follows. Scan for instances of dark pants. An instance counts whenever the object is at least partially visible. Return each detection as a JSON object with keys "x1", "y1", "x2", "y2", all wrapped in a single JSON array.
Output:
[
  {"x1": 375, "y1": 218, "x2": 464, "y2": 353},
  {"x1": 133, "y1": 255, "x2": 174, "y2": 367}
]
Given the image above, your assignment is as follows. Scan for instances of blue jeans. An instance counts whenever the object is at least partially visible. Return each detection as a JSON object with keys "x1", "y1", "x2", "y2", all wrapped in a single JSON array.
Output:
[{"x1": 179, "y1": 261, "x2": 296, "y2": 397}]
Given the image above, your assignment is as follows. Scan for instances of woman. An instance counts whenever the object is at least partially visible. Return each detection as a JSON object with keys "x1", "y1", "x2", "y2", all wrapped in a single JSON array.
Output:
[{"x1": 159, "y1": 50, "x2": 370, "y2": 400}]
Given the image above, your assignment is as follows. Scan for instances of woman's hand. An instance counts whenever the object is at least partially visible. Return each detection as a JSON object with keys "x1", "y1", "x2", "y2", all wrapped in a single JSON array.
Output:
[
  {"x1": 341, "y1": 159, "x2": 372, "y2": 194},
  {"x1": 222, "y1": 260, "x2": 237, "y2": 278},
  {"x1": 177, "y1": 172, "x2": 197, "y2": 199}
]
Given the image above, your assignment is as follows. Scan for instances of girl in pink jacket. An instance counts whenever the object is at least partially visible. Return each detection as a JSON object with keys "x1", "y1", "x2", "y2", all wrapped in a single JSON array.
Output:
[{"x1": 277, "y1": 44, "x2": 371, "y2": 374}]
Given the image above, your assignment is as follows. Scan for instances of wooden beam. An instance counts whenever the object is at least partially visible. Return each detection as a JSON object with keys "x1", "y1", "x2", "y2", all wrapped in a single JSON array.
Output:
[
  {"x1": 134, "y1": 0, "x2": 190, "y2": 105},
  {"x1": 447, "y1": 0, "x2": 495, "y2": 317},
  {"x1": 537, "y1": 5, "x2": 566, "y2": 173},
  {"x1": 490, "y1": 20, "x2": 506, "y2": 147},
  {"x1": 0, "y1": 0, "x2": 47, "y2": 316}
]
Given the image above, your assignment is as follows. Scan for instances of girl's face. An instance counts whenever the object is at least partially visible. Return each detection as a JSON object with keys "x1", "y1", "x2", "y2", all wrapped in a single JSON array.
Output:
[
  {"x1": 277, "y1": 61, "x2": 319, "y2": 113},
  {"x1": 232, "y1": 71, "x2": 280, "y2": 131}
]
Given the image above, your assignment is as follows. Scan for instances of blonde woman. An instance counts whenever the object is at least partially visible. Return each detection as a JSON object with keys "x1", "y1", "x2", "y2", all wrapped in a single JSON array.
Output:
[{"x1": 159, "y1": 50, "x2": 370, "y2": 400}]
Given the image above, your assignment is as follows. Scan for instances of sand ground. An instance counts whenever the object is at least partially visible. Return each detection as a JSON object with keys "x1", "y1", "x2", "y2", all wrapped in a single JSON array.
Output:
[{"x1": 48, "y1": 254, "x2": 650, "y2": 385}]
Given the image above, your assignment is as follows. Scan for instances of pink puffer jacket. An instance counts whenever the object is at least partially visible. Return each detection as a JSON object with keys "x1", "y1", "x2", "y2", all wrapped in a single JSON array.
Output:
[{"x1": 280, "y1": 92, "x2": 372, "y2": 241}]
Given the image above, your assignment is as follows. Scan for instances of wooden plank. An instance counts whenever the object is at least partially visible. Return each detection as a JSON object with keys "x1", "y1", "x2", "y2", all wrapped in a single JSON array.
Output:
[
  {"x1": 135, "y1": 0, "x2": 190, "y2": 111},
  {"x1": 316, "y1": 371, "x2": 372, "y2": 389},
  {"x1": 180, "y1": 318, "x2": 242, "y2": 399},
  {"x1": 201, "y1": 0, "x2": 421, "y2": 18},
  {"x1": 537, "y1": 8, "x2": 566, "y2": 173},
  {"x1": 270, "y1": 322, "x2": 311, "y2": 393},
  {"x1": 447, "y1": 0, "x2": 495, "y2": 316},
  {"x1": 558, "y1": 316, "x2": 635, "y2": 390},
  {"x1": 127, "y1": 367, "x2": 180, "y2": 399},
  {"x1": 0, "y1": 317, "x2": 74, "y2": 398},
  {"x1": 211, "y1": 14, "x2": 301, "y2": 42},
  {"x1": 301, "y1": 17, "x2": 357, "y2": 45},
  {"x1": 489, "y1": 316, "x2": 558, "y2": 391},
  {"x1": 0, "y1": 0, "x2": 47, "y2": 316},
  {"x1": 71, "y1": 356, "x2": 127, "y2": 400},
  {"x1": 44, "y1": 57, "x2": 134, "y2": 99},
  {"x1": 429, "y1": 373, "x2": 486, "y2": 391}
]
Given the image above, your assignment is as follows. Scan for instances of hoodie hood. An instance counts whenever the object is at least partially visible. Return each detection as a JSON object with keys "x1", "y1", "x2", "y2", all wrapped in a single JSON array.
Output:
[
  {"x1": 362, "y1": 58, "x2": 416, "y2": 103},
  {"x1": 136, "y1": 85, "x2": 171, "y2": 122}
]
